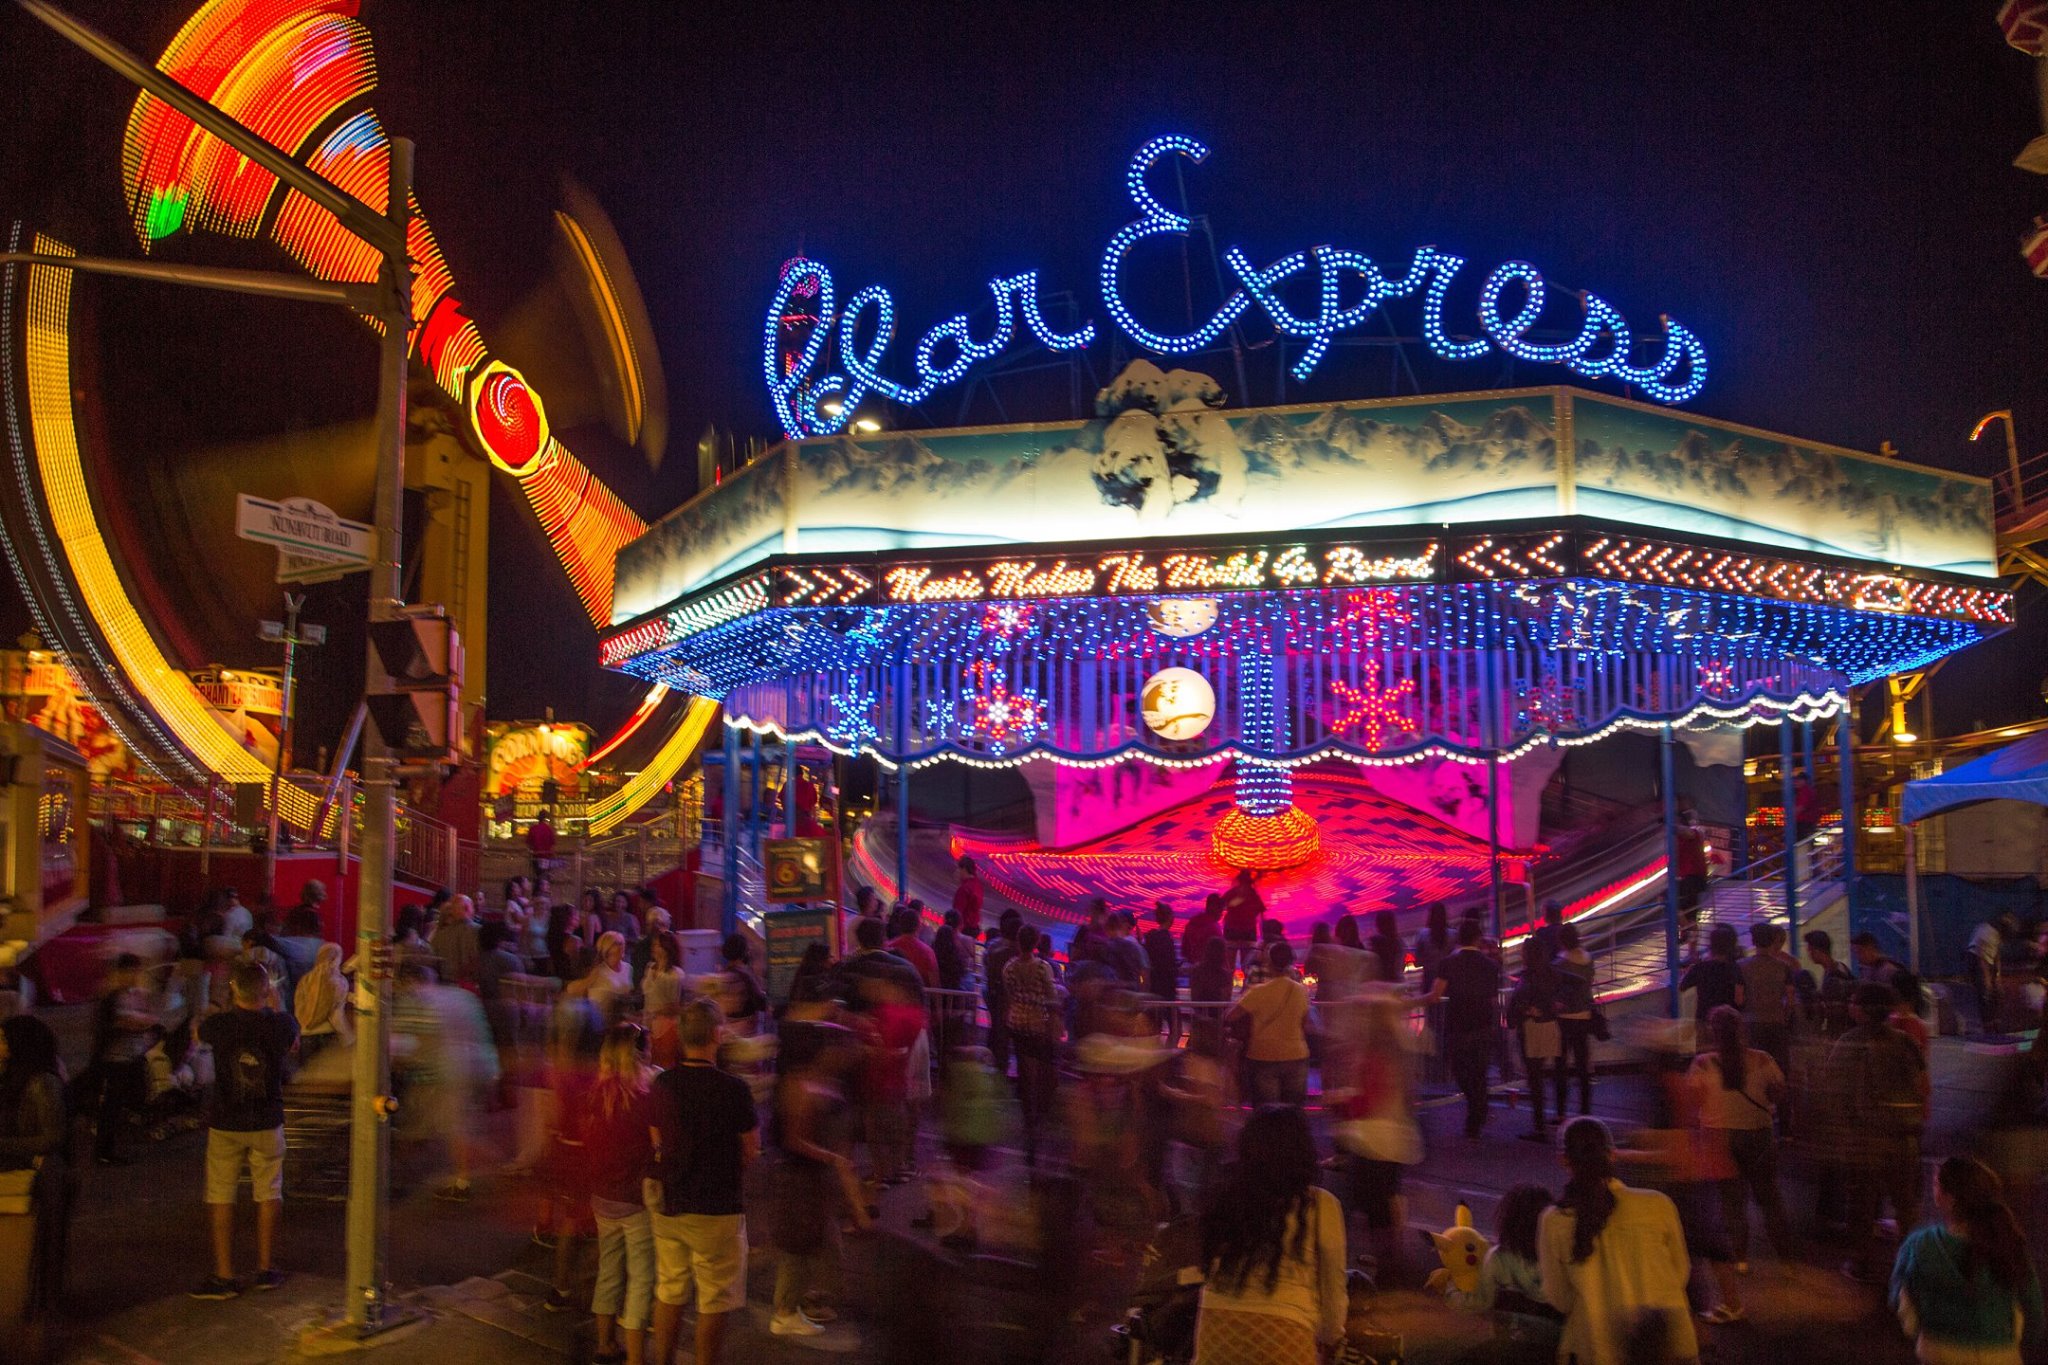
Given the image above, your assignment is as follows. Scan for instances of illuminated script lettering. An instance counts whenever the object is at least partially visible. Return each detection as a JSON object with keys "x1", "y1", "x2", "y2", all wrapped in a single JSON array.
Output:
[{"x1": 766, "y1": 138, "x2": 1708, "y2": 438}]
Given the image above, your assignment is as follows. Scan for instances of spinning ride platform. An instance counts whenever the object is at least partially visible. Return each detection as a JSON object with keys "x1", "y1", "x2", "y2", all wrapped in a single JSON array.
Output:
[{"x1": 601, "y1": 382, "x2": 2012, "y2": 875}]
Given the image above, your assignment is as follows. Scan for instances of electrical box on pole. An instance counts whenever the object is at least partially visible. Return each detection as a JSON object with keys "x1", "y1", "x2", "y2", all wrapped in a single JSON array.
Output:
[{"x1": 364, "y1": 606, "x2": 464, "y2": 773}]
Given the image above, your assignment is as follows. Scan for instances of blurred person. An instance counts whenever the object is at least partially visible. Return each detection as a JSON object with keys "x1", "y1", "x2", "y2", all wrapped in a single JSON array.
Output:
[
  {"x1": 603, "y1": 889, "x2": 640, "y2": 945},
  {"x1": 189, "y1": 959, "x2": 297, "y2": 1299},
  {"x1": 1228, "y1": 942, "x2": 1311, "y2": 1106},
  {"x1": 1070, "y1": 898, "x2": 1112, "y2": 966},
  {"x1": 717, "y1": 933, "x2": 769, "y2": 1037},
  {"x1": 858, "y1": 974, "x2": 924, "y2": 1186},
  {"x1": 218, "y1": 887, "x2": 254, "y2": 945},
  {"x1": 1680, "y1": 924, "x2": 1744, "y2": 1025},
  {"x1": 547, "y1": 903, "x2": 589, "y2": 981},
  {"x1": 1183, "y1": 893, "x2": 1225, "y2": 969},
  {"x1": 982, "y1": 910, "x2": 1022, "y2": 1078},
  {"x1": 1805, "y1": 930, "x2": 1856, "y2": 1038},
  {"x1": 1333, "y1": 988, "x2": 1422, "y2": 1284},
  {"x1": 1508, "y1": 943, "x2": 1565, "y2": 1142},
  {"x1": 1529, "y1": 901, "x2": 1565, "y2": 968},
  {"x1": 1891, "y1": 1156, "x2": 2042, "y2": 1365},
  {"x1": 1193, "y1": 1104, "x2": 1346, "y2": 1363},
  {"x1": 1069, "y1": 995, "x2": 1171, "y2": 1248},
  {"x1": 292, "y1": 941, "x2": 352, "y2": 1066},
  {"x1": 273, "y1": 905, "x2": 324, "y2": 1001},
  {"x1": 1221, "y1": 870, "x2": 1266, "y2": 971},
  {"x1": 1853, "y1": 931, "x2": 1906, "y2": 990},
  {"x1": 1690, "y1": 1006, "x2": 1791, "y2": 1276},
  {"x1": 1424, "y1": 918, "x2": 1502, "y2": 1140},
  {"x1": 887, "y1": 907, "x2": 939, "y2": 990},
  {"x1": 526, "y1": 807, "x2": 557, "y2": 878},
  {"x1": 476, "y1": 924, "x2": 525, "y2": 1094},
  {"x1": 87, "y1": 952, "x2": 158, "y2": 1166},
  {"x1": 584, "y1": 931, "x2": 634, "y2": 1022},
  {"x1": 1674, "y1": 809, "x2": 1710, "y2": 923},
  {"x1": 1964, "y1": 914, "x2": 2014, "y2": 1034},
  {"x1": 1143, "y1": 901, "x2": 1182, "y2": 1047},
  {"x1": 641, "y1": 931, "x2": 687, "y2": 1068},
  {"x1": 1367, "y1": 910, "x2": 1407, "y2": 985},
  {"x1": 1554, "y1": 924, "x2": 1597, "y2": 1118},
  {"x1": 392, "y1": 959, "x2": 498, "y2": 1201},
  {"x1": 429, "y1": 893, "x2": 482, "y2": 988},
  {"x1": 583, "y1": 1023, "x2": 656, "y2": 1365},
  {"x1": 1188, "y1": 935, "x2": 1234, "y2": 1060},
  {"x1": 1, "y1": 1013, "x2": 73, "y2": 1320},
  {"x1": 1539, "y1": 1117, "x2": 1698, "y2": 1365},
  {"x1": 837, "y1": 917, "x2": 923, "y2": 1014},
  {"x1": 933, "y1": 909, "x2": 967, "y2": 992},
  {"x1": 1739, "y1": 924, "x2": 1796, "y2": 1076},
  {"x1": 1828, "y1": 982, "x2": 1929, "y2": 1283},
  {"x1": 647, "y1": 999, "x2": 759, "y2": 1365},
  {"x1": 1035, "y1": 926, "x2": 1064, "y2": 982},
  {"x1": 537, "y1": 992, "x2": 602, "y2": 1310},
  {"x1": 783, "y1": 941, "x2": 835, "y2": 1015},
  {"x1": 1313, "y1": 914, "x2": 1370, "y2": 1002},
  {"x1": 1414, "y1": 902, "x2": 1454, "y2": 1082},
  {"x1": 1101, "y1": 909, "x2": 1149, "y2": 989},
  {"x1": 951, "y1": 854, "x2": 985, "y2": 939},
  {"x1": 769, "y1": 1003, "x2": 865, "y2": 1337},
  {"x1": 1005, "y1": 924, "x2": 1064, "y2": 1166},
  {"x1": 1890, "y1": 972, "x2": 1932, "y2": 1058},
  {"x1": 1245, "y1": 919, "x2": 1290, "y2": 987}
]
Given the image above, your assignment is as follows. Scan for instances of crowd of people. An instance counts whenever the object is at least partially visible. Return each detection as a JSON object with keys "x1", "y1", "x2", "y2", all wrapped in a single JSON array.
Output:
[{"x1": 0, "y1": 860, "x2": 2043, "y2": 1365}]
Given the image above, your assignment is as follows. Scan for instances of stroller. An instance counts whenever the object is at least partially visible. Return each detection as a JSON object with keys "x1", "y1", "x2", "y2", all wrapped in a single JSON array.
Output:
[{"x1": 1109, "y1": 1215, "x2": 1203, "y2": 1364}]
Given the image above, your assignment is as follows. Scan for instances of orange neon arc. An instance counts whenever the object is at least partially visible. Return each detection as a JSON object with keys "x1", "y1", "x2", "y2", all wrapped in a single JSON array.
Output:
[{"x1": 122, "y1": 0, "x2": 645, "y2": 625}]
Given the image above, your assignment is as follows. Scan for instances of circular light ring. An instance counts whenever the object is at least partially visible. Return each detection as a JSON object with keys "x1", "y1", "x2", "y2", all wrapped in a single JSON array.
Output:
[
  {"x1": 1212, "y1": 805, "x2": 1321, "y2": 870},
  {"x1": 468, "y1": 360, "x2": 550, "y2": 476}
]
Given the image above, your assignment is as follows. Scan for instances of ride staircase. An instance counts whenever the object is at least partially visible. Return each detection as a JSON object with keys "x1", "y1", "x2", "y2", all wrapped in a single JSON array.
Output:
[{"x1": 1586, "y1": 833, "x2": 1847, "y2": 1003}]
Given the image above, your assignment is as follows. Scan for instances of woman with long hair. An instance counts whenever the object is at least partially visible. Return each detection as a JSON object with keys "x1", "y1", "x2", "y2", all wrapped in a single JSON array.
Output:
[
  {"x1": 1891, "y1": 1157, "x2": 2042, "y2": 1365},
  {"x1": 546, "y1": 904, "x2": 587, "y2": 982},
  {"x1": 1508, "y1": 944, "x2": 1564, "y2": 1141},
  {"x1": 1688, "y1": 1006, "x2": 1790, "y2": 1284},
  {"x1": 641, "y1": 931, "x2": 687, "y2": 1068},
  {"x1": 1193, "y1": 1104, "x2": 1345, "y2": 1363},
  {"x1": 1445, "y1": 1183, "x2": 1557, "y2": 1321},
  {"x1": 1679, "y1": 923, "x2": 1745, "y2": 1024},
  {"x1": 581, "y1": 1024, "x2": 656, "y2": 1365},
  {"x1": 769, "y1": 1005, "x2": 866, "y2": 1337},
  {"x1": 1539, "y1": 1117, "x2": 1697, "y2": 1365}
]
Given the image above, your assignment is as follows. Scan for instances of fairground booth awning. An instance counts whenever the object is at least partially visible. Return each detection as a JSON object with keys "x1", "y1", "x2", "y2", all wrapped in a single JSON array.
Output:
[{"x1": 1901, "y1": 730, "x2": 2048, "y2": 824}]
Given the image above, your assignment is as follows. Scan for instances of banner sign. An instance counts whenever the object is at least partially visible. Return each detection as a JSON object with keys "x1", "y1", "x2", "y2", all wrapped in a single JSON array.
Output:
[
  {"x1": 765, "y1": 135, "x2": 1708, "y2": 441},
  {"x1": 762, "y1": 905, "x2": 837, "y2": 1002}
]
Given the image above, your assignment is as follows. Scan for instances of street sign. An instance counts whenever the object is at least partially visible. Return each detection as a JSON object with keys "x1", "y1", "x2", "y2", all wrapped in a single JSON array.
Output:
[
  {"x1": 236, "y1": 494, "x2": 371, "y2": 566},
  {"x1": 278, "y1": 550, "x2": 364, "y2": 586}
]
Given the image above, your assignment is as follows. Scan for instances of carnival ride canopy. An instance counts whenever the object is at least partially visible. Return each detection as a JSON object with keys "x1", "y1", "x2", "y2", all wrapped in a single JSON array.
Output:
[
  {"x1": 601, "y1": 383, "x2": 2008, "y2": 772},
  {"x1": 1901, "y1": 730, "x2": 2048, "y2": 824}
]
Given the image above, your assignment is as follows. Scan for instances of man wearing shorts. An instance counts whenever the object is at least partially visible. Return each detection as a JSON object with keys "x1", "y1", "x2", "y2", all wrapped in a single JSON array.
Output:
[
  {"x1": 192, "y1": 959, "x2": 298, "y2": 1299},
  {"x1": 646, "y1": 998, "x2": 758, "y2": 1365}
]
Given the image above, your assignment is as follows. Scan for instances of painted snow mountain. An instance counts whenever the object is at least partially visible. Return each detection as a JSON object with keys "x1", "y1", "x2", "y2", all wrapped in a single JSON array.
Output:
[
  {"x1": 1571, "y1": 403, "x2": 1994, "y2": 576},
  {"x1": 609, "y1": 370, "x2": 1996, "y2": 622}
]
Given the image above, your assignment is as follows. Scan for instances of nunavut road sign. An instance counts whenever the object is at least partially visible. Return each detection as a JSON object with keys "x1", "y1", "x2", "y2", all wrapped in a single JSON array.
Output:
[{"x1": 236, "y1": 495, "x2": 372, "y2": 568}]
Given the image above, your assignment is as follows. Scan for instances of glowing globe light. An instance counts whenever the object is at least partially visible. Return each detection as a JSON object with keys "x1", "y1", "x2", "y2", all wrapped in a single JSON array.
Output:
[
  {"x1": 1147, "y1": 598, "x2": 1219, "y2": 638},
  {"x1": 1141, "y1": 667, "x2": 1216, "y2": 741}
]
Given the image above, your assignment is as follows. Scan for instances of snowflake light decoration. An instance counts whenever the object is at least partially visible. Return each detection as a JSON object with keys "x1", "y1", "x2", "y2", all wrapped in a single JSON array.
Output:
[
  {"x1": 824, "y1": 680, "x2": 880, "y2": 749},
  {"x1": 1330, "y1": 674, "x2": 1418, "y2": 751},
  {"x1": 1515, "y1": 670, "x2": 1581, "y2": 734},
  {"x1": 1697, "y1": 659, "x2": 1739, "y2": 700},
  {"x1": 1334, "y1": 589, "x2": 1413, "y2": 648},
  {"x1": 926, "y1": 662, "x2": 1048, "y2": 755}
]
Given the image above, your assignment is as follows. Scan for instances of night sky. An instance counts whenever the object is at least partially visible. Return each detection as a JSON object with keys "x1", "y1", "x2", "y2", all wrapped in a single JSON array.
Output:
[{"x1": 3, "y1": 1, "x2": 2047, "y2": 752}]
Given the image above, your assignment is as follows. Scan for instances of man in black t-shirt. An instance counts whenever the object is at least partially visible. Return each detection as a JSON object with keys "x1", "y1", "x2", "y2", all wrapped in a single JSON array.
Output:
[
  {"x1": 1423, "y1": 918, "x2": 1502, "y2": 1138},
  {"x1": 647, "y1": 998, "x2": 758, "y2": 1364},
  {"x1": 191, "y1": 960, "x2": 299, "y2": 1300}
]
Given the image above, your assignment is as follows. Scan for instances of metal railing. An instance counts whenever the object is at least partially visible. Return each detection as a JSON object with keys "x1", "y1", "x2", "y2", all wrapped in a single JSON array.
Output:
[{"x1": 1993, "y1": 447, "x2": 2048, "y2": 528}]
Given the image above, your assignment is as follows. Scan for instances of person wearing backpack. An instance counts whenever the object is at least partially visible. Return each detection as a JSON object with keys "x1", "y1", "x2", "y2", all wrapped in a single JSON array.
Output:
[{"x1": 1827, "y1": 982, "x2": 1928, "y2": 1283}]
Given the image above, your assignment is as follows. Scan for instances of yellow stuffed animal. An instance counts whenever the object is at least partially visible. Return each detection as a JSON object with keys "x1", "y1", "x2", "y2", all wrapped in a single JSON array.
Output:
[{"x1": 1421, "y1": 1203, "x2": 1490, "y2": 1296}]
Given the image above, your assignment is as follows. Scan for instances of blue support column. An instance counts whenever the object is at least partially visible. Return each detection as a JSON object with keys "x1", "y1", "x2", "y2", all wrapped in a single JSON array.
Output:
[
  {"x1": 1662, "y1": 724, "x2": 1682, "y2": 1019},
  {"x1": 721, "y1": 722, "x2": 741, "y2": 936},
  {"x1": 1837, "y1": 695, "x2": 1858, "y2": 939},
  {"x1": 1482, "y1": 643, "x2": 1504, "y2": 940},
  {"x1": 1779, "y1": 717, "x2": 1800, "y2": 960},
  {"x1": 893, "y1": 662, "x2": 910, "y2": 905},
  {"x1": 750, "y1": 730, "x2": 765, "y2": 861}
]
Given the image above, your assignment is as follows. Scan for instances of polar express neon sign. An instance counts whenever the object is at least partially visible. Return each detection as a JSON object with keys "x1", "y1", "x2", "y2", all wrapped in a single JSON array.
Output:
[{"x1": 764, "y1": 135, "x2": 1709, "y2": 439}]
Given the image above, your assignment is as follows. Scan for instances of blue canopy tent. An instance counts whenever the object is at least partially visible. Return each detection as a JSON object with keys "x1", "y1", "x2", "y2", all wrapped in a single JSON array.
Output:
[
  {"x1": 1899, "y1": 729, "x2": 2048, "y2": 969},
  {"x1": 1901, "y1": 730, "x2": 2048, "y2": 824}
]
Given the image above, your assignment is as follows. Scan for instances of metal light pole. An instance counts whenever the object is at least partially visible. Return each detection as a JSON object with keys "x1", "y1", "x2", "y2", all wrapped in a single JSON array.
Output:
[
  {"x1": 262, "y1": 592, "x2": 323, "y2": 903},
  {"x1": 1661, "y1": 724, "x2": 1682, "y2": 1018},
  {"x1": 9, "y1": 0, "x2": 415, "y2": 1336}
]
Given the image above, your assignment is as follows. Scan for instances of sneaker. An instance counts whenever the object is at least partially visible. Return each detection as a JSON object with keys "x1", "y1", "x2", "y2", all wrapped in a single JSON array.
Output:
[
  {"x1": 95, "y1": 1154, "x2": 134, "y2": 1168},
  {"x1": 190, "y1": 1275, "x2": 243, "y2": 1300},
  {"x1": 434, "y1": 1180, "x2": 472, "y2": 1202},
  {"x1": 800, "y1": 1298, "x2": 838, "y2": 1324},
  {"x1": 770, "y1": 1311, "x2": 826, "y2": 1337},
  {"x1": 251, "y1": 1269, "x2": 287, "y2": 1292},
  {"x1": 543, "y1": 1289, "x2": 578, "y2": 1313}
]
